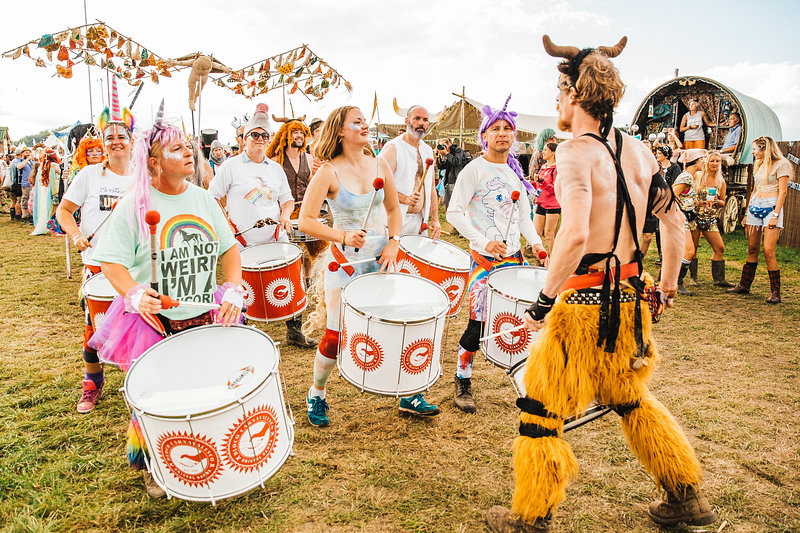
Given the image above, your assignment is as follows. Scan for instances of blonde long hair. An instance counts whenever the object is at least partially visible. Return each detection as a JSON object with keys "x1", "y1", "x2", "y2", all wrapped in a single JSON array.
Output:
[
  {"x1": 314, "y1": 106, "x2": 374, "y2": 161},
  {"x1": 697, "y1": 151, "x2": 724, "y2": 193},
  {"x1": 753, "y1": 136, "x2": 790, "y2": 181},
  {"x1": 301, "y1": 258, "x2": 327, "y2": 337}
]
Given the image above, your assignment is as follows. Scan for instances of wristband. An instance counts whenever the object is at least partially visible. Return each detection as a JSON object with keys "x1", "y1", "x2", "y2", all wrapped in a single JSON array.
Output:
[
  {"x1": 124, "y1": 283, "x2": 150, "y2": 313},
  {"x1": 72, "y1": 234, "x2": 84, "y2": 245},
  {"x1": 221, "y1": 287, "x2": 244, "y2": 309},
  {"x1": 341, "y1": 231, "x2": 347, "y2": 245},
  {"x1": 525, "y1": 291, "x2": 556, "y2": 321}
]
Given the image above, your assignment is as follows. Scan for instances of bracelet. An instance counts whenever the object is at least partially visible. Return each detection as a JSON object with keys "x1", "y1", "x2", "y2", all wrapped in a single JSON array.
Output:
[
  {"x1": 72, "y1": 234, "x2": 83, "y2": 245},
  {"x1": 341, "y1": 231, "x2": 347, "y2": 245},
  {"x1": 771, "y1": 212, "x2": 779, "y2": 218}
]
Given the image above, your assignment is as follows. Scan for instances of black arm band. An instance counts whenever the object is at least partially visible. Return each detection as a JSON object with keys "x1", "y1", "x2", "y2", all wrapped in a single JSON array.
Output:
[{"x1": 525, "y1": 291, "x2": 556, "y2": 321}]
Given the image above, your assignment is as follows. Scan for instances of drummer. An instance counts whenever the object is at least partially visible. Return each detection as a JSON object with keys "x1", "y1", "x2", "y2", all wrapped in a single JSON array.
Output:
[
  {"x1": 379, "y1": 105, "x2": 442, "y2": 239},
  {"x1": 298, "y1": 105, "x2": 426, "y2": 427},
  {"x1": 55, "y1": 93, "x2": 132, "y2": 415},
  {"x1": 445, "y1": 96, "x2": 546, "y2": 414},
  {"x1": 90, "y1": 109, "x2": 244, "y2": 498},
  {"x1": 208, "y1": 103, "x2": 318, "y2": 348}
]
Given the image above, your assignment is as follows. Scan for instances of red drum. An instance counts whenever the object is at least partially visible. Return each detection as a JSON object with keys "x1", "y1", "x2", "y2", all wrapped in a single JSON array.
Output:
[
  {"x1": 395, "y1": 236, "x2": 470, "y2": 317},
  {"x1": 240, "y1": 243, "x2": 307, "y2": 322},
  {"x1": 82, "y1": 273, "x2": 117, "y2": 330}
]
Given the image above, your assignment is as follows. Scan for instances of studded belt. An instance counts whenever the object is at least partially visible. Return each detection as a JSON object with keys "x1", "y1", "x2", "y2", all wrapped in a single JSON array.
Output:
[{"x1": 564, "y1": 289, "x2": 636, "y2": 305}]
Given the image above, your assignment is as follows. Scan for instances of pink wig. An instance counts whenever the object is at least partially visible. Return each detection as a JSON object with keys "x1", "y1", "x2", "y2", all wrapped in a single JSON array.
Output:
[{"x1": 129, "y1": 123, "x2": 185, "y2": 240}]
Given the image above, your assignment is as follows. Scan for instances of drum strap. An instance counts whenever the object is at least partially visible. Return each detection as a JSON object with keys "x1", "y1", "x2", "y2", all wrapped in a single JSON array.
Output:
[
  {"x1": 516, "y1": 397, "x2": 561, "y2": 420},
  {"x1": 329, "y1": 244, "x2": 355, "y2": 276},
  {"x1": 469, "y1": 249, "x2": 523, "y2": 273}
]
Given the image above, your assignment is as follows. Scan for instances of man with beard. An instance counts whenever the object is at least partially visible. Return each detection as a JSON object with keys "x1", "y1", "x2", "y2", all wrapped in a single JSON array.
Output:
[
  {"x1": 380, "y1": 106, "x2": 441, "y2": 239},
  {"x1": 267, "y1": 116, "x2": 313, "y2": 203},
  {"x1": 485, "y1": 36, "x2": 716, "y2": 532}
]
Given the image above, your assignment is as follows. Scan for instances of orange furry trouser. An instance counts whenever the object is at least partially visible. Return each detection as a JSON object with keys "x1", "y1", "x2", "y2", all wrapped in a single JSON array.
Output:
[{"x1": 511, "y1": 289, "x2": 702, "y2": 522}]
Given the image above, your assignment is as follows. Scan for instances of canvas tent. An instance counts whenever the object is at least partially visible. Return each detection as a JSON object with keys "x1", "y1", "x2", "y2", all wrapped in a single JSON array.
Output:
[{"x1": 377, "y1": 95, "x2": 569, "y2": 155}]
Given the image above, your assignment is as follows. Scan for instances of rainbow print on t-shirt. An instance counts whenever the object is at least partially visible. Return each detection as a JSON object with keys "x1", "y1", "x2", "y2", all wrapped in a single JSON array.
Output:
[{"x1": 159, "y1": 214, "x2": 218, "y2": 249}]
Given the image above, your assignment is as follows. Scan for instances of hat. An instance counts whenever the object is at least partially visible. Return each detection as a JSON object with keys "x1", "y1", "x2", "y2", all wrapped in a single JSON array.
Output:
[
  {"x1": 15, "y1": 144, "x2": 29, "y2": 155},
  {"x1": 309, "y1": 117, "x2": 324, "y2": 130},
  {"x1": 244, "y1": 103, "x2": 272, "y2": 135},
  {"x1": 680, "y1": 148, "x2": 706, "y2": 165}
]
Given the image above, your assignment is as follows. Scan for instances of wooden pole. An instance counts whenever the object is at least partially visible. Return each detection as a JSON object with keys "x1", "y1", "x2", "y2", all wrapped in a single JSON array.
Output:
[
  {"x1": 83, "y1": 0, "x2": 94, "y2": 124},
  {"x1": 459, "y1": 85, "x2": 465, "y2": 148}
]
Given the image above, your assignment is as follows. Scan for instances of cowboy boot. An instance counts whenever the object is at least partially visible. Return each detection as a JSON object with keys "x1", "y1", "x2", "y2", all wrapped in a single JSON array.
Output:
[
  {"x1": 688, "y1": 257, "x2": 698, "y2": 286},
  {"x1": 711, "y1": 260, "x2": 734, "y2": 288},
  {"x1": 727, "y1": 262, "x2": 757, "y2": 294},
  {"x1": 286, "y1": 316, "x2": 318, "y2": 348},
  {"x1": 647, "y1": 484, "x2": 717, "y2": 526},
  {"x1": 766, "y1": 270, "x2": 781, "y2": 304},
  {"x1": 677, "y1": 262, "x2": 692, "y2": 296},
  {"x1": 486, "y1": 506, "x2": 551, "y2": 533}
]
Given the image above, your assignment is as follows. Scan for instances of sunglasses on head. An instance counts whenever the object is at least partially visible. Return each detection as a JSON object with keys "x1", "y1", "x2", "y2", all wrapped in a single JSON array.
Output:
[{"x1": 248, "y1": 132, "x2": 269, "y2": 140}]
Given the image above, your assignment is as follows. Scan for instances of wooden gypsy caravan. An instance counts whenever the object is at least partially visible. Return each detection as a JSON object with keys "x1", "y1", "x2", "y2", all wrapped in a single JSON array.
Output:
[{"x1": 630, "y1": 76, "x2": 783, "y2": 233}]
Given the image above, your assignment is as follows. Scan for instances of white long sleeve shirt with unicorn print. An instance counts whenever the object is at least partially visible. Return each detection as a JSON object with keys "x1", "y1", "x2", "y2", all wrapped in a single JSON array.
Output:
[{"x1": 446, "y1": 157, "x2": 541, "y2": 257}]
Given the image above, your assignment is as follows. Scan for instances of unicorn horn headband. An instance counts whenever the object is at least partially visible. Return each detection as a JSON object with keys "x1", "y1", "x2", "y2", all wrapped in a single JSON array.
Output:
[{"x1": 98, "y1": 76, "x2": 135, "y2": 133}]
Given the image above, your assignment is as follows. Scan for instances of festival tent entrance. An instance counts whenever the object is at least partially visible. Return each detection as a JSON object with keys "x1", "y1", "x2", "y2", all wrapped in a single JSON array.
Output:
[{"x1": 377, "y1": 94, "x2": 568, "y2": 155}]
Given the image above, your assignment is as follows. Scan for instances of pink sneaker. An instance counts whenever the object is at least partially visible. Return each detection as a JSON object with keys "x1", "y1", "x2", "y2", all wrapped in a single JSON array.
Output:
[{"x1": 76, "y1": 379, "x2": 104, "y2": 414}]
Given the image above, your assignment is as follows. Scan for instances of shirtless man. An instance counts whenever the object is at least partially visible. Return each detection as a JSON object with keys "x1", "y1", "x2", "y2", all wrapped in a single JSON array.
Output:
[
  {"x1": 379, "y1": 106, "x2": 441, "y2": 239},
  {"x1": 486, "y1": 36, "x2": 716, "y2": 532}
]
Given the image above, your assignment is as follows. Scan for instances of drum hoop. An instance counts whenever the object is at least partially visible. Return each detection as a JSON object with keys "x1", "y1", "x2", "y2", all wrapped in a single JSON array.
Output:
[
  {"x1": 340, "y1": 272, "x2": 449, "y2": 325},
  {"x1": 399, "y1": 238, "x2": 470, "y2": 273},
  {"x1": 487, "y1": 265, "x2": 548, "y2": 303},
  {"x1": 337, "y1": 360, "x2": 443, "y2": 397},
  {"x1": 123, "y1": 324, "x2": 279, "y2": 416},
  {"x1": 241, "y1": 244, "x2": 302, "y2": 272},
  {"x1": 82, "y1": 274, "x2": 117, "y2": 301}
]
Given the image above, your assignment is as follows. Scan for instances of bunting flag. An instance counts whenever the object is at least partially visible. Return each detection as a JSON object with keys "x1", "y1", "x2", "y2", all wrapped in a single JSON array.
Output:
[{"x1": 1, "y1": 25, "x2": 351, "y2": 103}]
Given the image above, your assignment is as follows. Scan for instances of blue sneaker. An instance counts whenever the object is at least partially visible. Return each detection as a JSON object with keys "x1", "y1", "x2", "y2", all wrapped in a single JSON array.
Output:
[
  {"x1": 398, "y1": 393, "x2": 440, "y2": 417},
  {"x1": 307, "y1": 395, "x2": 330, "y2": 427}
]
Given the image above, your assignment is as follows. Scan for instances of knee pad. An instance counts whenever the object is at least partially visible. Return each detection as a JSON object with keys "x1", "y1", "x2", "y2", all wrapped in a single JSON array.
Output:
[
  {"x1": 318, "y1": 328, "x2": 339, "y2": 359},
  {"x1": 83, "y1": 348, "x2": 100, "y2": 364},
  {"x1": 611, "y1": 399, "x2": 641, "y2": 417},
  {"x1": 459, "y1": 319, "x2": 483, "y2": 352}
]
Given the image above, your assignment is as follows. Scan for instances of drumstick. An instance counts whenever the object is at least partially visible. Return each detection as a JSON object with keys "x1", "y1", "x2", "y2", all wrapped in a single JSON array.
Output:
[
  {"x1": 87, "y1": 199, "x2": 120, "y2": 241},
  {"x1": 145, "y1": 210, "x2": 161, "y2": 291},
  {"x1": 354, "y1": 177, "x2": 385, "y2": 253},
  {"x1": 419, "y1": 222, "x2": 451, "y2": 236},
  {"x1": 234, "y1": 217, "x2": 277, "y2": 237},
  {"x1": 502, "y1": 191, "x2": 521, "y2": 244},
  {"x1": 479, "y1": 323, "x2": 526, "y2": 342},
  {"x1": 412, "y1": 158, "x2": 435, "y2": 196},
  {"x1": 328, "y1": 256, "x2": 379, "y2": 272},
  {"x1": 158, "y1": 294, "x2": 221, "y2": 311}
]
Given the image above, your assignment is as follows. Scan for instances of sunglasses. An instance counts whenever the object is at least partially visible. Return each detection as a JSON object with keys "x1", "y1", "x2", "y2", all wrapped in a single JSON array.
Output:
[{"x1": 248, "y1": 132, "x2": 269, "y2": 141}]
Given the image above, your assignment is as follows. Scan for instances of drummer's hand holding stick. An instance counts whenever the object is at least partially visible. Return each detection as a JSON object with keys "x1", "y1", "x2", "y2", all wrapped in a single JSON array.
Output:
[
  {"x1": 278, "y1": 200, "x2": 294, "y2": 236},
  {"x1": 420, "y1": 222, "x2": 450, "y2": 237},
  {"x1": 485, "y1": 240, "x2": 507, "y2": 261},
  {"x1": 353, "y1": 178, "x2": 384, "y2": 252},
  {"x1": 502, "y1": 191, "x2": 521, "y2": 246}
]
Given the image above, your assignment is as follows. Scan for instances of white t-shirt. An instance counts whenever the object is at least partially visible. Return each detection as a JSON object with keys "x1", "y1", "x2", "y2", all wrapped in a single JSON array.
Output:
[
  {"x1": 62, "y1": 163, "x2": 132, "y2": 266},
  {"x1": 446, "y1": 157, "x2": 541, "y2": 257},
  {"x1": 208, "y1": 152, "x2": 293, "y2": 246}
]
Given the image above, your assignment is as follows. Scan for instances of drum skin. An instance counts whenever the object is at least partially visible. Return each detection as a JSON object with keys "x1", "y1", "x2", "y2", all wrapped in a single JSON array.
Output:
[
  {"x1": 123, "y1": 324, "x2": 294, "y2": 503},
  {"x1": 481, "y1": 266, "x2": 548, "y2": 370},
  {"x1": 395, "y1": 236, "x2": 470, "y2": 317},
  {"x1": 240, "y1": 243, "x2": 307, "y2": 322},
  {"x1": 82, "y1": 273, "x2": 116, "y2": 330},
  {"x1": 338, "y1": 273, "x2": 449, "y2": 397}
]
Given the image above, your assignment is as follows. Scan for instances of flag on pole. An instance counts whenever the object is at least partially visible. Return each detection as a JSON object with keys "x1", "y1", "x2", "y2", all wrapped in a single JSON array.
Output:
[{"x1": 370, "y1": 91, "x2": 378, "y2": 123}]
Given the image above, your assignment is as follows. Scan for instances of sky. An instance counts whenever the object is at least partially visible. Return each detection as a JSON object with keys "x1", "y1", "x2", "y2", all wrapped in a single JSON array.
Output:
[{"x1": 1, "y1": 0, "x2": 799, "y2": 146}]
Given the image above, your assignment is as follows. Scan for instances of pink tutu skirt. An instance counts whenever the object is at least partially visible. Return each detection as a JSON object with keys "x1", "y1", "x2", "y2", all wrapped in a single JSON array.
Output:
[{"x1": 89, "y1": 285, "x2": 243, "y2": 371}]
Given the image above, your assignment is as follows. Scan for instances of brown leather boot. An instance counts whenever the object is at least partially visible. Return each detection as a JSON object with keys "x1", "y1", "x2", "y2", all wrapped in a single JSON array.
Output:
[
  {"x1": 454, "y1": 376, "x2": 476, "y2": 413},
  {"x1": 647, "y1": 485, "x2": 716, "y2": 526},
  {"x1": 486, "y1": 506, "x2": 551, "y2": 533}
]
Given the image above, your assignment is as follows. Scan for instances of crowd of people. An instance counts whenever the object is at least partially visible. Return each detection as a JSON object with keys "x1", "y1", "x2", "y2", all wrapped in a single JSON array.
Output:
[{"x1": 1, "y1": 33, "x2": 795, "y2": 532}]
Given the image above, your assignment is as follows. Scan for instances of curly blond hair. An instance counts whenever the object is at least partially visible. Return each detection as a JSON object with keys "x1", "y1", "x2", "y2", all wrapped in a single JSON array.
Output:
[{"x1": 558, "y1": 50, "x2": 626, "y2": 123}]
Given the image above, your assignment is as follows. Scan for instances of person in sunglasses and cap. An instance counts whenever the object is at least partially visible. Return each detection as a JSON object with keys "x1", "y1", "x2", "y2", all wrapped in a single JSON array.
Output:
[{"x1": 209, "y1": 103, "x2": 318, "y2": 348}]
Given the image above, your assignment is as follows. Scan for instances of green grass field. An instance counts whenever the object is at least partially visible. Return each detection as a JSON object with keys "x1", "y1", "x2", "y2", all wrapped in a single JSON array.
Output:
[{"x1": 1, "y1": 215, "x2": 798, "y2": 532}]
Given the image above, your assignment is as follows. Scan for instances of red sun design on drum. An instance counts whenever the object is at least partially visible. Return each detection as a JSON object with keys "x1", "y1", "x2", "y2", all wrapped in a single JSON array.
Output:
[
  {"x1": 265, "y1": 278, "x2": 293, "y2": 307},
  {"x1": 157, "y1": 431, "x2": 223, "y2": 487},
  {"x1": 440, "y1": 276, "x2": 465, "y2": 305},
  {"x1": 396, "y1": 258, "x2": 420, "y2": 276},
  {"x1": 349, "y1": 333, "x2": 383, "y2": 371},
  {"x1": 401, "y1": 338, "x2": 433, "y2": 375},
  {"x1": 492, "y1": 312, "x2": 530, "y2": 355},
  {"x1": 240, "y1": 280, "x2": 256, "y2": 307},
  {"x1": 221, "y1": 404, "x2": 279, "y2": 473}
]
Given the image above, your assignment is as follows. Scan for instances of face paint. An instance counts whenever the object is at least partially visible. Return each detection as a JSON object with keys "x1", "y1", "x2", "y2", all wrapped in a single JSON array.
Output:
[
  {"x1": 348, "y1": 123, "x2": 361, "y2": 131},
  {"x1": 162, "y1": 148, "x2": 183, "y2": 161}
]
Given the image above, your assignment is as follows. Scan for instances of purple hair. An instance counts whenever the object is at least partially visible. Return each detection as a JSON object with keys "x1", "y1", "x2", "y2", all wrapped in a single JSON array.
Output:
[
  {"x1": 478, "y1": 95, "x2": 535, "y2": 195},
  {"x1": 129, "y1": 123, "x2": 185, "y2": 241}
]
